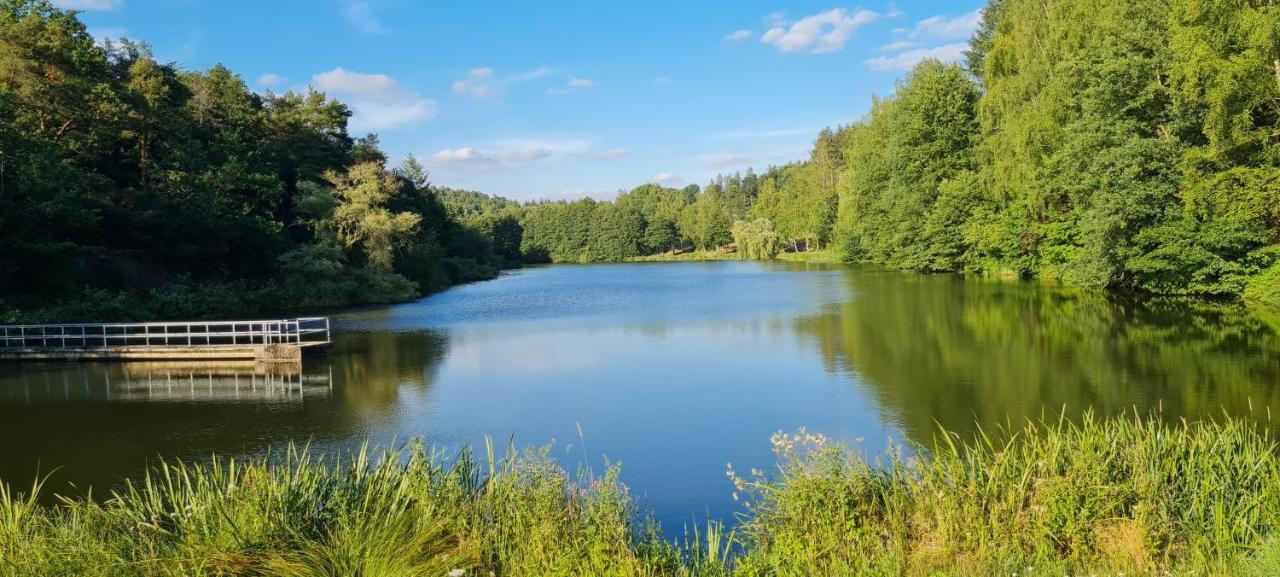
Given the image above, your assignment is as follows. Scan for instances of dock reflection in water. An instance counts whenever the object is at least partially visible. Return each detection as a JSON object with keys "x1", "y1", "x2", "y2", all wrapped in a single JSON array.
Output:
[
  {"x1": 0, "y1": 361, "x2": 330, "y2": 404},
  {"x1": 0, "y1": 359, "x2": 355, "y2": 501}
]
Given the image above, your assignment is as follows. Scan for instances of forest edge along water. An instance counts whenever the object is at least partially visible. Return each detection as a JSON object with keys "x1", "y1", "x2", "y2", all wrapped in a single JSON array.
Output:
[
  {"x1": 3, "y1": 0, "x2": 1280, "y2": 573},
  {"x1": 3, "y1": 261, "x2": 1280, "y2": 574},
  {"x1": 3, "y1": 262, "x2": 1279, "y2": 505}
]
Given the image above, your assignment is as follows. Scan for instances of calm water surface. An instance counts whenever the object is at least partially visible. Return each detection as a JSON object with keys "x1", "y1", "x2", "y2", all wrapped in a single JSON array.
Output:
[{"x1": 2, "y1": 262, "x2": 1279, "y2": 527}]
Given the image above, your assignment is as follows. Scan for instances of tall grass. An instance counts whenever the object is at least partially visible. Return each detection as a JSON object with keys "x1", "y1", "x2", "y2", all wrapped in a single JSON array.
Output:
[{"x1": 3, "y1": 414, "x2": 1280, "y2": 575}]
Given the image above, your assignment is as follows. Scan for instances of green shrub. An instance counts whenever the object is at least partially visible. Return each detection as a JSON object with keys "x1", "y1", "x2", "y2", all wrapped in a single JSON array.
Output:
[{"x1": 1244, "y1": 256, "x2": 1280, "y2": 310}]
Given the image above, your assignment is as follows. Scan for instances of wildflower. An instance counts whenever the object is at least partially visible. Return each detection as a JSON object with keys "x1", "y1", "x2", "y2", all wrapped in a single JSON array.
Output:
[{"x1": 447, "y1": 569, "x2": 465, "y2": 577}]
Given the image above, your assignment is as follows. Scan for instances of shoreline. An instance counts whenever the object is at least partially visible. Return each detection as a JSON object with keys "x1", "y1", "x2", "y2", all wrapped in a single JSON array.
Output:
[{"x1": 4, "y1": 413, "x2": 1278, "y2": 575}]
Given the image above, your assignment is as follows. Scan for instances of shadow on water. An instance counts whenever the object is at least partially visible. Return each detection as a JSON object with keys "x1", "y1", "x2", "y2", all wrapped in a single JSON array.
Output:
[
  {"x1": 0, "y1": 329, "x2": 451, "y2": 500},
  {"x1": 796, "y1": 266, "x2": 1280, "y2": 445}
]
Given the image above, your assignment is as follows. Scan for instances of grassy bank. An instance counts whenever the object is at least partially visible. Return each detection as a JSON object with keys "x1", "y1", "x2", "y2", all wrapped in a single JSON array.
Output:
[
  {"x1": 772, "y1": 249, "x2": 843, "y2": 264},
  {"x1": 628, "y1": 248, "x2": 842, "y2": 265},
  {"x1": 628, "y1": 248, "x2": 740, "y2": 262},
  {"x1": 4, "y1": 415, "x2": 1280, "y2": 576}
]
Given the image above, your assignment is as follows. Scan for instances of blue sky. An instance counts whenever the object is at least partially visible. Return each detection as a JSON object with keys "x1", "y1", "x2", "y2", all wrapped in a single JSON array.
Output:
[{"x1": 59, "y1": 0, "x2": 985, "y2": 201}]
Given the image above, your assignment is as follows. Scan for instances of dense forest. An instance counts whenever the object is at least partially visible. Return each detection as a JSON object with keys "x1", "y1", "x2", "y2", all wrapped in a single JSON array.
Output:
[
  {"x1": 2, "y1": 0, "x2": 1278, "y2": 321},
  {"x1": 449, "y1": 0, "x2": 1280, "y2": 309},
  {"x1": 0, "y1": 0, "x2": 503, "y2": 322}
]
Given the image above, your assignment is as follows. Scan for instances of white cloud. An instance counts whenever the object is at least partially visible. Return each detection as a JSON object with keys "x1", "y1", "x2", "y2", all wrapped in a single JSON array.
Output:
[
  {"x1": 451, "y1": 66, "x2": 552, "y2": 100},
  {"x1": 652, "y1": 172, "x2": 683, "y2": 186},
  {"x1": 313, "y1": 68, "x2": 399, "y2": 98},
  {"x1": 256, "y1": 73, "x2": 285, "y2": 88},
  {"x1": 547, "y1": 76, "x2": 599, "y2": 95},
  {"x1": 429, "y1": 137, "x2": 593, "y2": 172},
  {"x1": 311, "y1": 68, "x2": 436, "y2": 131},
  {"x1": 865, "y1": 42, "x2": 968, "y2": 71},
  {"x1": 724, "y1": 29, "x2": 752, "y2": 41},
  {"x1": 53, "y1": 0, "x2": 122, "y2": 10},
  {"x1": 341, "y1": 1, "x2": 386, "y2": 35},
  {"x1": 452, "y1": 67, "x2": 499, "y2": 99},
  {"x1": 583, "y1": 147, "x2": 631, "y2": 160},
  {"x1": 432, "y1": 146, "x2": 548, "y2": 165},
  {"x1": 760, "y1": 8, "x2": 878, "y2": 54},
  {"x1": 432, "y1": 147, "x2": 488, "y2": 164},
  {"x1": 910, "y1": 9, "x2": 982, "y2": 40}
]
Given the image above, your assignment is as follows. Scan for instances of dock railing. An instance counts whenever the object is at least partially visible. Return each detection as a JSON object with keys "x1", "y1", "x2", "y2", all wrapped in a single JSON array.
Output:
[{"x1": 0, "y1": 317, "x2": 330, "y2": 351}]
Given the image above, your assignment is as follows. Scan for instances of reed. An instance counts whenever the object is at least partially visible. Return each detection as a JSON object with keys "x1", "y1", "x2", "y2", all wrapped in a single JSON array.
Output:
[{"x1": 2, "y1": 414, "x2": 1279, "y2": 576}]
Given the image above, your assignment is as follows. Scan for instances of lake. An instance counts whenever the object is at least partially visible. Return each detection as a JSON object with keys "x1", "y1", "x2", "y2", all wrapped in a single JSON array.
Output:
[{"x1": 2, "y1": 261, "x2": 1278, "y2": 528}]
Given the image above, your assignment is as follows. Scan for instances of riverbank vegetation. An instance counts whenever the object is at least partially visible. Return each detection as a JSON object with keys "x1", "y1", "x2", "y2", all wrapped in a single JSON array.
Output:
[
  {"x1": 3, "y1": 414, "x2": 1280, "y2": 575},
  {"x1": 0, "y1": 1, "x2": 505, "y2": 322},
  {"x1": 445, "y1": 1, "x2": 1280, "y2": 310},
  {"x1": 3, "y1": 0, "x2": 1276, "y2": 319}
]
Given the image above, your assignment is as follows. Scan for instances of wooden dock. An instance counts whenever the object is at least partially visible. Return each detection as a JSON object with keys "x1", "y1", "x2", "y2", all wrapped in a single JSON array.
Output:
[{"x1": 0, "y1": 318, "x2": 331, "y2": 362}]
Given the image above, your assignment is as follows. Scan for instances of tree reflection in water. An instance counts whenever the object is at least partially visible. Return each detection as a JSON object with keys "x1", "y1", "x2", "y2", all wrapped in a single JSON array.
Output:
[{"x1": 795, "y1": 267, "x2": 1280, "y2": 445}]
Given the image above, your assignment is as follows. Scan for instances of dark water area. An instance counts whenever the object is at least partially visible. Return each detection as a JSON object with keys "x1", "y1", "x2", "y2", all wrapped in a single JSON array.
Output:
[{"x1": 2, "y1": 261, "x2": 1278, "y2": 529}]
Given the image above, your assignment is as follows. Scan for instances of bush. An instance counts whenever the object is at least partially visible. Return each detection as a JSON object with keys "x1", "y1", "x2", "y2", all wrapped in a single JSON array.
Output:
[
  {"x1": 1244, "y1": 258, "x2": 1280, "y2": 310},
  {"x1": 277, "y1": 244, "x2": 360, "y2": 308}
]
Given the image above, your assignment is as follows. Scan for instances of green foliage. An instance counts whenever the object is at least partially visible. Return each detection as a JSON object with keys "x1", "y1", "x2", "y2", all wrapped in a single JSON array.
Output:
[
  {"x1": 326, "y1": 162, "x2": 421, "y2": 272},
  {"x1": 0, "y1": 0, "x2": 497, "y2": 321},
  {"x1": 587, "y1": 202, "x2": 646, "y2": 261},
  {"x1": 679, "y1": 187, "x2": 732, "y2": 251},
  {"x1": 1244, "y1": 251, "x2": 1280, "y2": 310},
  {"x1": 731, "y1": 218, "x2": 781, "y2": 260},
  {"x1": 277, "y1": 242, "x2": 359, "y2": 308},
  {"x1": 733, "y1": 415, "x2": 1280, "y2": 575},
  {"x1": 5, "y1": 0, "x2": 1279, "y2": 312},
  {"x1": 5, "y1": 417, "x2": 1280, "y2": 575},
  {"x1": 836, "y1": 61, "x2": 979, "y2": 267},
  {"x1": 436, "y1": 186, "x2": 520, "y2": 219}
]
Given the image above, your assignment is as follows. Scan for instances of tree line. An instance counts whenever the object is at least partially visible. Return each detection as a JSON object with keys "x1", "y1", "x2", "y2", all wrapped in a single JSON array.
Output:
[
  {"x1": 3, "y1": 0, "x2": 1277, "y2": 319},
  {"x1": 0, "y1": 0, "x2": 503, "y2": 321},
  {"x1": 454, "y1": 0, "x2": 1280, "y2": 308}
]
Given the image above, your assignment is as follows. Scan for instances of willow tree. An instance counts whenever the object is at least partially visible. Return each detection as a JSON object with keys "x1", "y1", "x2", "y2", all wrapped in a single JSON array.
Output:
[{"x1": 732, "y1": 218, "x2": 781, "y2": 260}]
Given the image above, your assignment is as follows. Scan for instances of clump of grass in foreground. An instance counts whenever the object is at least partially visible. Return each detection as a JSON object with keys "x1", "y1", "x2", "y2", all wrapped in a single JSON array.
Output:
[
  {"x1": 731, "y1": 414, "x2": 1280, "y2": 576},
  {"x1": 3, "y1": 415, "x2": 1280, "y2": 576},
  {"x1": 0, "y1": 442, "x2": 720, "y2": 577}
]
